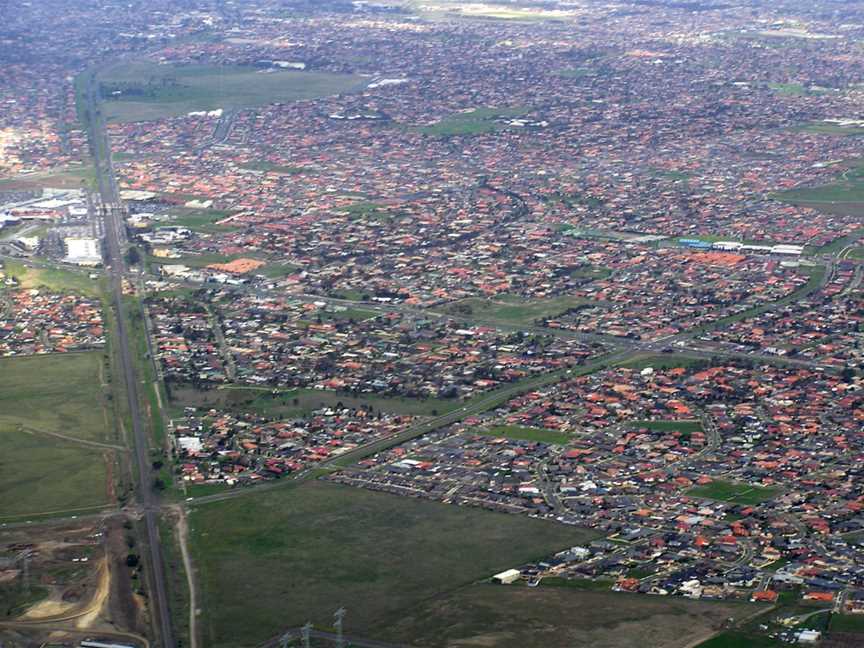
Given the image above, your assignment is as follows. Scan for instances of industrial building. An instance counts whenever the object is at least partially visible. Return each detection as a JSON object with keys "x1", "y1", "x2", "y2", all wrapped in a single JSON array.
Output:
[{"x1": 64, "y1": 237, "x2": 102, "y2": 266}]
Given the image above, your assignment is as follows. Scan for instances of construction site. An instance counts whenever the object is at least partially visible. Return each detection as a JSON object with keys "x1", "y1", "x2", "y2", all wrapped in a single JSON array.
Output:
[{"x1": 0, "y1": 517, "x2": 149, "y2": 648}]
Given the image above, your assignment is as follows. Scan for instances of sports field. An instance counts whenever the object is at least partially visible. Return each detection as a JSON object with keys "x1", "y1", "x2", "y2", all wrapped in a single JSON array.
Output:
[
  {"x1": 95, "y1": 63, "x2": 366, "y2": 122},
  {"x1": 163, "y1": 208, "x2": 240, "y2": 233},
  {"x1": 418, "y1": 106, "x2": 530, "y2": 136},
  {"x1": 476, "y1": 425, "x2": 570, "y2": 445},
  {"x1": 441, "y1": 294, "x2": 587, "y2": 326},
  {"x1": 189, "y1": 480, "x2": 598, "y2": 647},
  {"x1": 0, "y1": 353, "x2": 116, "y2": 517},
  {"x1": 687, "y1": 479, "x2": 779, "y2": 506},
  {"x1": 628, "y1": 420, "x2": 703, "y2": 434}
]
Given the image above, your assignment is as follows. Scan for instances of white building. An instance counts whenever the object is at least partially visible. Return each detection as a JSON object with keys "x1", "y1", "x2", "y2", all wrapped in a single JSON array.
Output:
[
  {"x1": 65, "y1": 237, "x2": 102, "y2": 266},
  {"x1": 771, "y1": 244, "x2": 804, "y2": 256},
  {"x1": 492, "y1": 569, "x2": 521, "y2": 584}
]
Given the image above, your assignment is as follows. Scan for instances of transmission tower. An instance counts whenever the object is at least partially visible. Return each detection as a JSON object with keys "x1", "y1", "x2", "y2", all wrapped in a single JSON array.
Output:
[
  {"x1": 21, "y1": 552, "x2": 30, "y2": 596},
  {"x1": 279, "y1": 631, "x2": 294, "y2": 648},
  {"x1": 334, "y1": 608, "x2": 346, "y2": 648},
  {"x1": 301, "y1": 622, "x2": 313, "y2": 648}
]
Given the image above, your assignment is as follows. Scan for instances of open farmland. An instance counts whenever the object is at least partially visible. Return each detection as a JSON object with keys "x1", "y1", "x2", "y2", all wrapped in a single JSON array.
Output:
[
  {"x1": 94, "y1": 63, "x2": 367, "y2": 122},
  {"x1": 374, "y1": 585, "x2": 752, "y2": 648},
  {"x1": 0, "y1": 353, "x2": 115, "y2": 444},
  {"x1": 0, "y1": 429, "x2": 110, "y2": 518},
  {"x1": 189, "y1": 480, "x2": 598, "y2": 647},
  {"x1": 0, "y1": 353, "x2": 117, "y2": 518}
]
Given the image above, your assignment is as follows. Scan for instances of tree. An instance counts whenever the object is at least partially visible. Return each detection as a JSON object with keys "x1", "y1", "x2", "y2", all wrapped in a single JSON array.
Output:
[{"x1": 125, "y1": 246, "x2": 141, "y2": 266}]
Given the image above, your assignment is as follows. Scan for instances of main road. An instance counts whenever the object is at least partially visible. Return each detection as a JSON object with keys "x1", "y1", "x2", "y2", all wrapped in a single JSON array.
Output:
[{"x1": 85, "y1": 72, "x2": 176, "y2": 648}]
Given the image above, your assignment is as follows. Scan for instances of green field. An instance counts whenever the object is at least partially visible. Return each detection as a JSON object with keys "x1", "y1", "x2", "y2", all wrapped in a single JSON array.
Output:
[
  {"x1": 171, "y1": 384, "x2": 462, "y2": 418},
  {"x1": 0, "y1": 353, "x2": 115, "y2": 517},
  {"x1": 0, "y1": 428, "x2": 110, "y2": 518},
  {"x1": 0, "y1": 166, "x2": 96, "y2": 191},
  {"x1": 776, "y1": 182, "x2": 864, "y2": 204},
  {"x1": 95, "y1": 63, "x2": 366, "y2": 122},
  {"x1": 189, "y1": 480, "x2": 598, "y2": 647},
  {"x1": 159, "y1": 520, "x2": 192, "y2": 647},
  {"x1": 769, "y1": 83, "x2": 827, "y2": 97},
  {"x1": 418, "y1": 106, "x2": 530, "y2": 136},
  {"x1": 1, "y1": 260, "x2": 101, "y2": 297},
  {"x1": 628, "y1": 420, "x2": 703, "y2": 434},
  {"x1": 163, "y1": 208, "x2": 240, "y2": 233},
  {"x1": 795, "y1": 121, "x2": 864, "y2": 136},
  {"x1": 0, "y1": 353, "x2": 115, "y2": 444},
  {"x1": 476, "y1": 425, "x2": 570, "y2": 445},
  {"x1": 687, "y1": 480, "x2": 779, "y2": 505},
  {"x1": 377, "y1": 585, "x2": 751, "y2": 648},
  {"x1": 830, "y1": 614, "x2": 864, "y2": 633},
  {"x1": 441, "y1": 294, "x2": 587, "y2": 326},
  {"x1": 772, "y1": 159, "x2": 864, "y2": 218},
  {"x1": 615, "y1": 354, "x2": 708, "y2": 371}
]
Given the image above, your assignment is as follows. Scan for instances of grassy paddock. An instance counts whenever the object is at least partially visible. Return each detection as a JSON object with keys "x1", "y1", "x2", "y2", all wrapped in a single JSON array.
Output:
[
  {"x1": 171, "y1": 384, "x2": 462, "y2": 417},
  {"x1": 189, "y1": 480, "x2": 597, "y2": 647},
  {"x1": 830, "y1": 614, "x2": 864, "y2": 633},
  {"x1": 376, "y1": 584, "x2": 752, "y2": 648},
  {"x1": 0, "y1": 353, "x2": 116, "y2": 517},
  {"x1": 0, "y1": 353, "x2": 114, "y2": 444},
  {"x1": 1, "y1": 260, "x2": 102, "y2": 297},
  {"x1": 0, "y1": 429, "x2": 110, "y2": 518}
]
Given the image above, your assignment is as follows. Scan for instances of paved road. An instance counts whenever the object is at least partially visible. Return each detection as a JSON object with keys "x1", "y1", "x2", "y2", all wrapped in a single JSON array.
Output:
[{"x1": 85, "y1": 72, "x2": 176, "y2": 648}]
